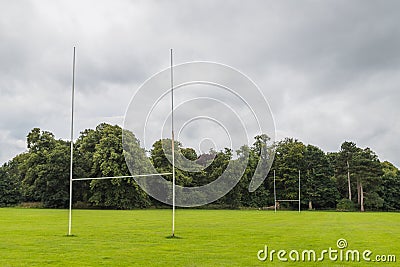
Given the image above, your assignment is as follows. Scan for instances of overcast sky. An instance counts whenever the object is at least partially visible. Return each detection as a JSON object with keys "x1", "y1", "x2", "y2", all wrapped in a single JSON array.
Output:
[{"x1": 1, "y1": 0, "x2": 399, "y2": 167}]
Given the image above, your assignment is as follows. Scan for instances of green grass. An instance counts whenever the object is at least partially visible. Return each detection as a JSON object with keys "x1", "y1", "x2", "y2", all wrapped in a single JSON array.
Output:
[{"x1": 0, "y1": 208, "x2": 399, "y2": 266}]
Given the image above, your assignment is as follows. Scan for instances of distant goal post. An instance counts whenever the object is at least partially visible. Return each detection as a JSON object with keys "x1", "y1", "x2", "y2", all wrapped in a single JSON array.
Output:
[{"x1": 273, "y1": 170, "x2": 301, "y2": 213}]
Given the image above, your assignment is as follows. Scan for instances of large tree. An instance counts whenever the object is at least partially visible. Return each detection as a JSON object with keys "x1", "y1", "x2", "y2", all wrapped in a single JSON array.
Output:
[
  {"x1": 272, "y1": 138, "x2": 306, "y2": 209},
  {"x1": 303, "y1": 145, "x2": 339, "y2": 210},
  {"x1": 150, "y1": 139, "x2": 194, "y2": 187},
  {"x1": 380, "y1": 161, "x2": 400, "y2": 211},
  {"x1": 88, "y1": 124, "x2": 151, "y2": 209},
  {"x1": 239, "y1": 134, "x2": 272, "y2": 208},
  {"x1": 354, "y1": 148, "x2": 383, "y2": 211},
  {"x1": 20, "y1": 128, "x2": 70, "y2": 207},
  {"x1": 0, "y1": 156, "x2": 24, "y2": 206},
  {"x1": 331, "y1": 141, "x2": 383, "y2": 211}
]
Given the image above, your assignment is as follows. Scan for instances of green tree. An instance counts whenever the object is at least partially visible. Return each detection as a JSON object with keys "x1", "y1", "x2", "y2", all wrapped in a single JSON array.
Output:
[
  {"x1": 330, "y1": 142, "x2": 360, "y2": 203},
  {"x1": 239, "y1": 135, "x2": 272, "y2": 208},
  {"x1": 354, "y1": 148, "x2": 383, "y2": 211},
  {"x1": 215, "y1": 147, "x2": 247, "y2": 209},
  {"x1": 40, "y1": 141, "x2": 70, "y2": 208},
  {"x1": 304, "y1": 145, "x2": 339, "y2": 209},
  {"x1": 272, "y1": 138, "x2": 306, "y2": 209},
  {"x1": 0, "y1": 157, "x2": 23, "y2": 206},
  {"x1": 331, "y1": 141, "x2": 383, "y2": 211},
  {"x1": 150, "y1": 139, "x2": 193, "y2": 186},
  {"x1": 20, "y1": 128, "x2": 70, "y2": 207},
  {"x1": 340, "y1": 141, "x2": 360, "y2": 201},
  {"x1": 72, "y1": 128, "x2": 98, "y2": 204},
  {"x1": 380, "y1": 161, "x2": 400, "y2": 211},
  {"x1": 88, "y1": 124, "x2": 151, "y2": 209}
]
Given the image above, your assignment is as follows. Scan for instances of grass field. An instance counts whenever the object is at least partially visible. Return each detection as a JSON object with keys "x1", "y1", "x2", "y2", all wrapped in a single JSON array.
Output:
[{"x1": 0, "y1": 208, "x2": 399, "y2": 266}]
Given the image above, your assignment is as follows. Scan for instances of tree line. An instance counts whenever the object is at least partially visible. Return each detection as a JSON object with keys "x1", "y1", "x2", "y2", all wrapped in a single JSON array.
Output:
[{"x1": 1, "y1": 123, "x2": 399, "y2": 211}]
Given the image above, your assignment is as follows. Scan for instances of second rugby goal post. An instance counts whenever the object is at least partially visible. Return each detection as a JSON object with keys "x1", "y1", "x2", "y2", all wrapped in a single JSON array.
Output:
[{"x1": 273, "y1": 170, "x2": 301, "y2": 213}]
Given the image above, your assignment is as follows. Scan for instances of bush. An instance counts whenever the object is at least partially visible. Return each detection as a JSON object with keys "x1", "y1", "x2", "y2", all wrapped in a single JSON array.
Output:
[
  {"x1": 73, "y1": 201, "x2": 92, "y2": 209},
  {"x1": 336, "y1": 199, "x2": 356, "y2": 212},
  {"x1": 19, "y1": 202, "x2": 43, "y2": 208}
]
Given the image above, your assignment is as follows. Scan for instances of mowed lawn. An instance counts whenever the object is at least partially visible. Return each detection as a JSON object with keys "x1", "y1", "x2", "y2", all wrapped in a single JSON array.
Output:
[{"x1": 0, "y1": 208, "x2": 399, "y2": 266}]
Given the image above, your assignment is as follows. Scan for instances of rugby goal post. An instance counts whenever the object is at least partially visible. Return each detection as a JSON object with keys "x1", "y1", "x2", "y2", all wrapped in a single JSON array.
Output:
[
  {"x1": 67, "y1": 47, "x2": 176, "y2": 236},
  {"x1": 273, "y1": 169, "x2": 301, "y2": 213}
]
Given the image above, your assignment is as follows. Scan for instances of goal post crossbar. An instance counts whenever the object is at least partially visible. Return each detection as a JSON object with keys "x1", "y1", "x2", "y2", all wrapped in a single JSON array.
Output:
[{"x1": 72, "y1": 173, "x2": 172, "y2": 181}]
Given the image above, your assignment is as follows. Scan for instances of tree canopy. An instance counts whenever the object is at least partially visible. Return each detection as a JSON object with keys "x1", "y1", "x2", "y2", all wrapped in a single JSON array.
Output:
[{"x1": 1, "y1": 123, "x2": 399, "y2": 211}]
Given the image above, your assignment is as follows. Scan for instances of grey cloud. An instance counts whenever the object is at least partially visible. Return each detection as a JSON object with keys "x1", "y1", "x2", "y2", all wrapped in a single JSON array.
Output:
[{"x1": 0, "y1": 0, "x2": 399, "y2": 167}]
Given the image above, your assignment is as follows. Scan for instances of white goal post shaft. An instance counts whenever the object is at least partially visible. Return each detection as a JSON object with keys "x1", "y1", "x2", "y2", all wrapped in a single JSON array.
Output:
[
  {"x1": 68, "y1": 47, "x2": 76, "y2": 236},
  {"x1": 273, "y1": 170, "x2": 276, "y2": 213},
  {"x1": 170, "y1": 49, "x2": 176, "y2": 237},
  {"x1": 298, "y1": 169, "x2": 301, "y2": 213}
]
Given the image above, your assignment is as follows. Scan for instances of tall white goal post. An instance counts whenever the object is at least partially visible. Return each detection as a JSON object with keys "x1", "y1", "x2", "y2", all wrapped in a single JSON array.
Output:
[
  {"x1": 273, "y1": 169, "x2": 301, "y2": 213},
  {"x1": 67, "y1": 48, "x2": 175, "y2": 236}
]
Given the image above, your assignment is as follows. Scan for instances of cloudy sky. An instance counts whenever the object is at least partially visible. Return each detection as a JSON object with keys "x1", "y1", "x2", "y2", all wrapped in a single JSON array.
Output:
[{"x1": 1, "y1": 0, "x2": 399, "y2": 167}]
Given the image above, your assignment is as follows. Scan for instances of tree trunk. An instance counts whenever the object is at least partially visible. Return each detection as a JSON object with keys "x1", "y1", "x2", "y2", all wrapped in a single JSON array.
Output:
[
  {"x1": 357, "y1": 179, "x2": 361, "y2": 205},
  {"x1": 347, "y1": 160, "x2": 352, "y2": 200},
  {"x1": 360, "y1": 181, "x2": 364, "y2": 212},
  {"x1": 308, "y1": 200, "x2": 313, "y2": 210}
]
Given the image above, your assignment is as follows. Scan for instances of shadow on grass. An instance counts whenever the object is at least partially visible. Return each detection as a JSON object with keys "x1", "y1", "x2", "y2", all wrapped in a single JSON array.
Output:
[
  {"x1": 64, "y1": 234, "x2": 77, "y2": 238},
  {"x1": 166, "y1": 235, "x2": 183, "y2": 239}
]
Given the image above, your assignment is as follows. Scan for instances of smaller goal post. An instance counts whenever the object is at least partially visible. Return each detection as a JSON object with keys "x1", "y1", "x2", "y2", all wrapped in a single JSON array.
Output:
[{"x1": 273, "y1": 170, "x2": 301, "y2": 213}]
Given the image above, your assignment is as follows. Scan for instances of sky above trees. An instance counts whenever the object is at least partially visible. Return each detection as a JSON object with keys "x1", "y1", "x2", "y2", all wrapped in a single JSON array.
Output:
[{"x1": 1, "y1": 0, "x2": 400, "y2": 166}]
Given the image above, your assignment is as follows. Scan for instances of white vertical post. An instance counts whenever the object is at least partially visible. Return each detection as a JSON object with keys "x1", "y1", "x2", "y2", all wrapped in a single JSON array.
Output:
[
  {"x1": 273, "y1": 170, "x2": 276, "y2": 213},
  {"x1": 298, "y1": 170, "x2": 301, "y2": 213},
  {"x1": 68, "y1": 47, "x2": 76, "y2": 236},
  {"x1": 170, "y1": 49, "x2": 176, "y2": 237}
]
